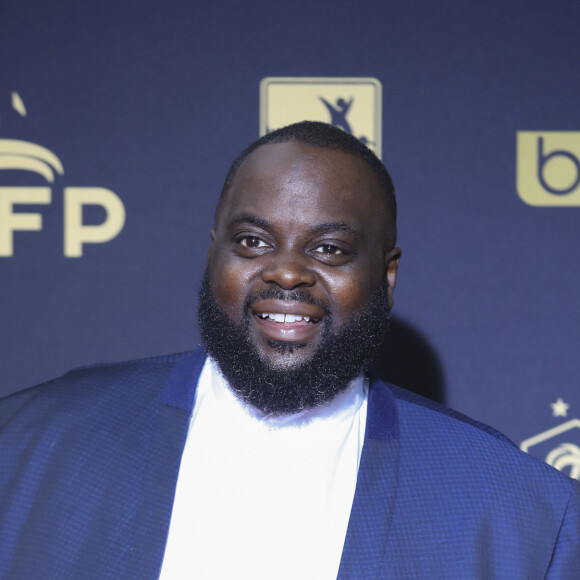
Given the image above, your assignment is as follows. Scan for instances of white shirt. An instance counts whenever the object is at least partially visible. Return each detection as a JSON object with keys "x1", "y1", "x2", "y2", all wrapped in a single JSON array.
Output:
[{"x1": 159, "y1": 357, "x2": 368, "y2": 579}]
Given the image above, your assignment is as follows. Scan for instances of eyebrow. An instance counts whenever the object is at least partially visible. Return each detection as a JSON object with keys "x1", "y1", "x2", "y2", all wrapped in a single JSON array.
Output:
[
  {"x1": 309, "y1": 222, "x2": 360, "y2": 238},
  {"x1": 229, "y1": 215, "x2": 360, "y2": 238},
  {"x1": 230, "y1": 214, "x2": 272, "y2": 229}
]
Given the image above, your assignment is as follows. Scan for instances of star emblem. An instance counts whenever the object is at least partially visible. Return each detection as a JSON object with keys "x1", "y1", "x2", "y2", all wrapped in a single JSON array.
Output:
[{"x1": 551, "y1": 398, "x2": 570, "y2": 418}]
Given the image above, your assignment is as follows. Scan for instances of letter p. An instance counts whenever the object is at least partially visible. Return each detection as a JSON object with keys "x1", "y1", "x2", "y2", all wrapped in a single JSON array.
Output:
[{"x1": 64, "y1": 187, "x2": 125, "y2": 257}]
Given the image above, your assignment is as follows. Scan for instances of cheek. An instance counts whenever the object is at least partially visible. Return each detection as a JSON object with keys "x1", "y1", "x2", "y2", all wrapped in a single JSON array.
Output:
[
  {"x1": 208, "y1": 257, "x2": 255, "y2": 320},
  {"x1": 322, "y1": 252, "x2": 386, "y2": 322},
  {"x1": 325, "y1": 275, "x2": 378, "y2": 324}
]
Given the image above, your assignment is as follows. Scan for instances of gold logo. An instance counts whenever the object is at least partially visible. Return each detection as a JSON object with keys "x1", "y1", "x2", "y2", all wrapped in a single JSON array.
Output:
[
  {"x1": 0, "y1": 92, "x2": 125, "y2": 257},
  {"x1": 545, "y1": 444, "x2": 580, "y2": 480},
  {"x1": 517, "y1": 131, "x2": 580, "y2": 206},
  {"x1": 520, "y1": 399, "x2": 580, "y2": 480},
  {"x1": 260, "y1": 77, "x2": 382, "y2": 157}
]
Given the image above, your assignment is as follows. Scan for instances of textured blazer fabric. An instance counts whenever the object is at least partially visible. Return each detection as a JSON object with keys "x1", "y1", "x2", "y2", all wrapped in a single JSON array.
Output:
[{"x1": 0, "y1": 349, "x2": 578, "y2": 579}]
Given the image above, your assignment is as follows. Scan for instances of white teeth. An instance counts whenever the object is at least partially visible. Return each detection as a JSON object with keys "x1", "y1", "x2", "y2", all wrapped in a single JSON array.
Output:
[{"x1": 259, "y1": 313, "x2": 310, "y2": 323}]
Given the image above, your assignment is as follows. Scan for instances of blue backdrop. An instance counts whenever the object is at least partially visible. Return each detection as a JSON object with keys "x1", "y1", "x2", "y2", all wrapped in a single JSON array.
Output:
[{"x1": 1, "y1": 0, "x2": 579, "y2": 477}]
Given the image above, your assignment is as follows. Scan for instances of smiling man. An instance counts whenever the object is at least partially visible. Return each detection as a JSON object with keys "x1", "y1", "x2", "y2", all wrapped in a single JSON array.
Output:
[
  {"x1": 1, "y1": 122, "x2": 579, "y2": 579},
  {"x1": 198, "y1": 132, "x2": 400, "y2": 415}
]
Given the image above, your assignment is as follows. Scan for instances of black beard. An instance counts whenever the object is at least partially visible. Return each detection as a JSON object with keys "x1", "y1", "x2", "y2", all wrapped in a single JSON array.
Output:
[{"x1": 197, "y1": 269, "x2": 390, "y2": 415}]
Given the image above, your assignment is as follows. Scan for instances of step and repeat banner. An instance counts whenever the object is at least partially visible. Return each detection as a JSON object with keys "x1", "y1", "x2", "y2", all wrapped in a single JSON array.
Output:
[{"x1": 1, "y1": 0, "x2": 579, "y2": 478}]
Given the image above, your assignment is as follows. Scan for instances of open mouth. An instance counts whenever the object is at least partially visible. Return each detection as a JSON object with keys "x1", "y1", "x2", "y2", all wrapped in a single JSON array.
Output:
[
  {"x1": 255, "y1": 312, "x2": 321, "y2": 324},
  {"x1": 251, "y1": 300, "x2": 324, "y2": 342}
]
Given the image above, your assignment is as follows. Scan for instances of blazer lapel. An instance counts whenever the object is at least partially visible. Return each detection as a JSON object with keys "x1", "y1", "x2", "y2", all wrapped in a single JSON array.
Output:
[
  {"x1": 337, "y1": 378, "x2": 400, "y2": 579},
  {"x1": 121, "y1": 350, "x2": 206, "y2": 577}
]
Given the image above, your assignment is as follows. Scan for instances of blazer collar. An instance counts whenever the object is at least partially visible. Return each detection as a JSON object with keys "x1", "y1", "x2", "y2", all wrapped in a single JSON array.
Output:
[
  {"x1": 121, "y1": 350, "x2": 206, "y2": 577},
  {"x1": 155, "y1": 353, "x2": 400, "y2": 579},
  {"x1": 337, "y1": 375, "x2": 400, "y2": 579},
  {"x1": 157, "y1": 349, "x2": 206, "y2": 412}
]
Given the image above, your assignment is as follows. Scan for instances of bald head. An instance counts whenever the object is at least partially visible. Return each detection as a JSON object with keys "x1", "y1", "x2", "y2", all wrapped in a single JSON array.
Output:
[{"x1": 214, "y1": 121, "x2": 397, "y2": 248}]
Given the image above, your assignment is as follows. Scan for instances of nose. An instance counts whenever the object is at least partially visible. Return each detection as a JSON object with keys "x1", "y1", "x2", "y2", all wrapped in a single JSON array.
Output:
[{"x1": 261, "y1": 251, "x2": 316, "y2": 290}]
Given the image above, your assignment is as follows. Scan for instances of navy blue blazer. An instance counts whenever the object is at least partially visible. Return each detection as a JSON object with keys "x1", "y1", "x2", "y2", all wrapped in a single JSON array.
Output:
[{"x1": 0, "y1": 349, "x2": 578, "y2": 578}]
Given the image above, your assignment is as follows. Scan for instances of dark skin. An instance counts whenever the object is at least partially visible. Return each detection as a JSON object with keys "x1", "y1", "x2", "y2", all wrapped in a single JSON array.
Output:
[{"x1": 208, "y1": 141, "x2": 401, "y2": 370}]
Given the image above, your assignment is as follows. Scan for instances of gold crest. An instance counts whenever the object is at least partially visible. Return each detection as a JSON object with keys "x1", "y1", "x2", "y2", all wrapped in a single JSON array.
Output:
[
  {"x1": 260, "y1": 77, "x2": 382, "y2": 157},
  {"x1": 517, "y1": 131, "x2": 580, "y2": 206}
]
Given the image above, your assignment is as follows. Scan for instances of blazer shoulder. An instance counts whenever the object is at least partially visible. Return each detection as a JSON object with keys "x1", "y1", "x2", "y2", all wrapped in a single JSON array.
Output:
[
  {"x1": 384, "y1": 381, "x2": 576, "y2": 494},
  {"x1": 389, "y1": 383, "x2": 512, "y2": 443},
  {"x1": 0, "y1": 349, "x2": 204, "y2": 428}
]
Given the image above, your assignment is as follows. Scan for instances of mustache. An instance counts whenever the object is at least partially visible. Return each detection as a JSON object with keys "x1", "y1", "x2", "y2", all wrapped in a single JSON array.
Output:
[{"x1": 244, "y1": 288, "x2": 330, "y2": 314}]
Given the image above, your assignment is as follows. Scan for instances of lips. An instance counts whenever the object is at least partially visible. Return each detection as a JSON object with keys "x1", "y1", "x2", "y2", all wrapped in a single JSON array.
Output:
[{"x1": 251, "y1": 299, "x2": 324, "y2": 342}]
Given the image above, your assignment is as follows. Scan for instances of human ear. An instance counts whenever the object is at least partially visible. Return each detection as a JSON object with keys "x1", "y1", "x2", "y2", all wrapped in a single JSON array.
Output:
[
  {"x1": 384, "y1": 247, "x2": 402, "y2": 309},
  {"x1": 207, "y1": 229, "x2": 216, "y2": 262}
]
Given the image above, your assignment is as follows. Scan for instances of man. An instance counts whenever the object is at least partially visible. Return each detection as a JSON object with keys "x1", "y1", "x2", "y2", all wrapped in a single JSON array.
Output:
[{"x1": 0, "y1": 121, "x2": 578, "y2": 578}]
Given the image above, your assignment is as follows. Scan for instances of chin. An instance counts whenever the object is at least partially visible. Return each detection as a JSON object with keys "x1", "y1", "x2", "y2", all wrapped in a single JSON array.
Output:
[
  {"x1": 198, "y1": 268, "x2": 390, "y2": 415},
  {"x1": 257, "y1": 338, "x2": 315, "y2": 370}
]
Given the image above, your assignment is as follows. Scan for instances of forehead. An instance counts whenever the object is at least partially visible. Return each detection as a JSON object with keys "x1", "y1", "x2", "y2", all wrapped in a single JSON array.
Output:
[{"x1": 217, "y1": 141, "x2": 391, "y2": 239}]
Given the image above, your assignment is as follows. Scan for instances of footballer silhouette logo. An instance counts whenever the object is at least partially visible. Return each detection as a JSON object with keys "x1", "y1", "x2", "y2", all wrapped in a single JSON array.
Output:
[{"x1": 260, "y1": 77, "x2": 382, "y2": 157}]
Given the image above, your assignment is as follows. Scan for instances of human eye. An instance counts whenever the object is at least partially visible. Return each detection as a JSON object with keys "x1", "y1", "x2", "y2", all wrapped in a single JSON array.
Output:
[
  {"x1": 312, "y1": 244, "x2": 344, "y2": 256},
  {"x1": 239, "y1": 236, "x2": 268, "y2": 248},
  {"x1": 233, "y1": 233, "x2": 272, "y2": 258}
]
